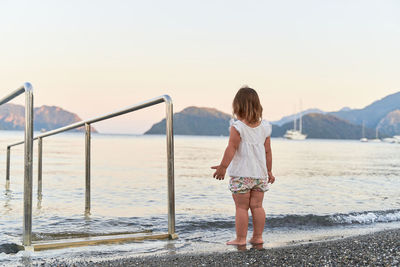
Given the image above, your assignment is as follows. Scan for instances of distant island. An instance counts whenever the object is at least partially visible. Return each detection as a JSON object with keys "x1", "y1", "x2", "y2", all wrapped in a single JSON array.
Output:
[
  {"x1": 145, "y1": 91, "x2": 400, "y2": 139},
  {"x1": 146, "y1": 106, "x2": 231, "y2": 136},
  {"x1": 0, "y1": 103, "x2": 97, "y2": 133}
]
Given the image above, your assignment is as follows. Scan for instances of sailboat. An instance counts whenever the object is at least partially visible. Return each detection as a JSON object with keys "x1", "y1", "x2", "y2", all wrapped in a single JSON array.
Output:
[
  {"x1": 370, "y1": 127, "x2": 381, "y2": 142},
  {"x1": 360, "y1": 121, "x2": 368, "y2": 142},
  {"x1": 284, "y1": 105, "x2": 307, "y2": 140},
  {"x1": 383, "y1": 135, "x2": 400, "y2": 143},
  {"x1": 382, "y1": 137, "x2": 397, "y2": 143}
]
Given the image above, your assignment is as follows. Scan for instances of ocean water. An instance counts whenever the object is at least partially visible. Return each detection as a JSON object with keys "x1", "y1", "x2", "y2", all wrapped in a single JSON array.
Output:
[{"x1": 0, "y1": 131, "x2": 399, "y2": 266}]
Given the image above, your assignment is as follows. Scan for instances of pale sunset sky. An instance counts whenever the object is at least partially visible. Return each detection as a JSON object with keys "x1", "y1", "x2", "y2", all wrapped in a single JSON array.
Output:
[{"x1": 1, "y1": 0, "x2": 399, "y2": 133}]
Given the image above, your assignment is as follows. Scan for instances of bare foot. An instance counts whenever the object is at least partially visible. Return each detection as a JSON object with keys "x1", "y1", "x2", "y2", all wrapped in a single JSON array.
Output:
[
  {"x1": 249, "y1": 238, "x2": 264, "y2": 244},
  {"x1": 226, "y1": 239, "x2": 246, "y2": 245}
]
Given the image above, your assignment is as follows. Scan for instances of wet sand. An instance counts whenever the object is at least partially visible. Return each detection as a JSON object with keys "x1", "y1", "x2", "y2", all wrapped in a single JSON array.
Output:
[{"x1": 41, "y1": 228, "x2": 400, "y2": 266}]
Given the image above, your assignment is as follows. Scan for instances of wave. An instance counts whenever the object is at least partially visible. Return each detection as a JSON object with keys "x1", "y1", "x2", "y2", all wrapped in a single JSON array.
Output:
[
  {"x1": 2, "y1": 209, "x2": 400, "y2": 254},
  {"x1": 330, "y1": 210, "x2": 400, "y2": 225},
  {"x1": 177, "y1": 209, "x2": 400, "y2": 232},
  {"x1": 269, "y1": 209, "x2": 400, "y2": 228}
]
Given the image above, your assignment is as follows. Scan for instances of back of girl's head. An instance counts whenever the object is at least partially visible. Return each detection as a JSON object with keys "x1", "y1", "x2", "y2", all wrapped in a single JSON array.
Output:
[{"x1": 232, "y1": 86, "x2": 263, "y2": 124}]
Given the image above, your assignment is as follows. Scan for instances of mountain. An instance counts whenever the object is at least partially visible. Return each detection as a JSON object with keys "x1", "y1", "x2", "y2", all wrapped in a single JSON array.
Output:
[
  {"x1": 274, "y1": 91, "x2": 400, "y2": 136},
  {"x1": 339, "y1": 107, "x2": 352, "y2": 112},
  {"x1": 329, "y1": 91, "x2": 400, "y2": 130},
  {"x1": 145, "y1": 91, "x2": 400, "y2": 138},
  {"x1": 271, "y1": 113, "x2": 377, "y2": 139},
  {"x1": 145, "y1": 107, "x2": 379, "y2": 139},
  {"x1": 377, "y1": 110, "x2": 400, "y2": 137},
  {"x1": 272, "y1": 108, "x2": 326, "y2": 126},
  {"x1": 145, "y1": 106, "x2": 231, "y2": 136},
  {"x1": 0, "y1": 103, "x2": 97, "y2": 132}
]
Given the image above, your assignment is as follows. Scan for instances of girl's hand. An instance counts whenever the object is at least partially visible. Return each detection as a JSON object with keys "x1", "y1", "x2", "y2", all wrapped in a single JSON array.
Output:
[
  {"x1": 211, "y1": 165, "x2": 226, "y2": 180},
  {"x1": 268, "y1": 172, "x2": 275, "y2": 184}
]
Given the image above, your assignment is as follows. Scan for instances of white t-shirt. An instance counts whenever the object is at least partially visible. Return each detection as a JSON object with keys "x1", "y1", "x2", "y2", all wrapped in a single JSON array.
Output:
[{"x1": 227, "y1": 119, "x2": 272, "y2": 179}]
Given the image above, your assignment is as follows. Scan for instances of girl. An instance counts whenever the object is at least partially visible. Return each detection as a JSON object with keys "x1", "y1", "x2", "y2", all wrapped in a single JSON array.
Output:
[{"x1": 211, "y1": 86, "x2": 275, "y2": 246}]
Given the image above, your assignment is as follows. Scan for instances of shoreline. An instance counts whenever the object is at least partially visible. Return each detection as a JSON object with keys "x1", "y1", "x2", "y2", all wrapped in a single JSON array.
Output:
[{"x1": 44, "y1": 228, "x2": 400, "y2": 266}]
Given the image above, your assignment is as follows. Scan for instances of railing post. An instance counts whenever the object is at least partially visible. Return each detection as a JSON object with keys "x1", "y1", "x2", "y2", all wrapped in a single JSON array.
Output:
[
  {"x1": 85, "y1": 123, "x2": 91, "y2": 215},
  {"x1": 38, "y1": 138, "x2": 43, "y2": 199},
  {"x1": 5, "y1": 93, "x2": 177, "y2": 244},
  {"x1": 165, "y1": 98, "x2": 176, "y2": 239},
  {"x1": 23, "y1": 84, "x2": 34, "y2": 246},
  {"x1": 6, "y1": 146, "x2": 10, "y2": 189}
]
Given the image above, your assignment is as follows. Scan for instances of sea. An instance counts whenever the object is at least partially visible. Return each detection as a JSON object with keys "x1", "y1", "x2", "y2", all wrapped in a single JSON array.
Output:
[{"x1": 0, "y1": 131, "x2": 399, "y2": 266}]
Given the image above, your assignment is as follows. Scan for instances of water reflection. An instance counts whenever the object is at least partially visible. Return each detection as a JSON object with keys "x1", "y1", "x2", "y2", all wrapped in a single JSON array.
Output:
[
  {"x1": 37, "y1": 193, "x2": 43, "y2": 210},
  {"x1": 37, "y1": 179, "x2": 43, "y2": 208},
  {"x1": 20, "y1": 251, "x2": 34, "y2": 266},
  {"x1": 235, "y1": 244, "x2": 247, "y2": 251},
  {"x1": 250, "y1": 243, "x2": 264, "y2": 250},
  {"x1": 3, "y1": 187, "x2": 13, "y2": 214},
  {"x1": 165, "y1": 241, "x2": 177, "y2": 255},
  {"x1": 83, "y1": 213, "x2": 92, "y2": 235},
  {"x1": 84, "y1": 211, "x2": 91, "y2": 218},
  {"x1": 230, "y1": 243, "x2": 264, "y2": 251}
]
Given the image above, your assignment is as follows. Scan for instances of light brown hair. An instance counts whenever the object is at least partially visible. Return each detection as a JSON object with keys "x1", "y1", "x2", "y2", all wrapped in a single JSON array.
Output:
[{"x1": 232, "y1": 86, "x2": 263, "y2": 124}]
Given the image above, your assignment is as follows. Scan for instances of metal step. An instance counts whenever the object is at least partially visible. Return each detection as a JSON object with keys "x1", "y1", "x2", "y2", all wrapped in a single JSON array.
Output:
[{"x1": 26, "y1": 232, "x2": 178, "y2": 251}]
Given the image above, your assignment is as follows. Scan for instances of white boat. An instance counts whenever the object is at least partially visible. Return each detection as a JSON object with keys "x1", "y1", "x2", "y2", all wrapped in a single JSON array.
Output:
[
  {"x1": 382, "y1": 137, "x2": 397, "y2": 143},
  {"x1": 382, "y1": 135, "x2": 400, "y2": 144},
  {"x1": 284, "y1": 103, "x2": 307, "y2": 140},
  {"x1": 370, "y1": 127, "x2": 381, "y2": 142},
  {"x1": 284, "y1": 129, "x2": 307, "y2": 140},
  {"x1": 360, "y1": 121, "x2": 368, "y2": 142}
]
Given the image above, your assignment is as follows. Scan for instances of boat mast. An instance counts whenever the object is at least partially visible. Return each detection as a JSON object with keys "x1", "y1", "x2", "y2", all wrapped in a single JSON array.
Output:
[
  {"x1": 299, "y1": 100, "x2": 303, "y2": 134},
  {"x1": 362, "y1": 121, "x2": 365, "y2": 138},
  {"x1": 293, "y1": 105, "x2": 297, "y2": 131}
]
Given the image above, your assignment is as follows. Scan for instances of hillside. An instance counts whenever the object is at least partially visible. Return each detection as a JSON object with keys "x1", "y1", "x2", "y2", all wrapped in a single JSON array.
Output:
[
  {"x1": 377, "y1": 110, "x2": 400, "y2": 137},
  {"x1": 145, "y1": 107, "x2": 379, "y2": 139},
  {"x1": 0, "y1": 103, "x2": 97, "y2": 132},
  {"x1": 145, "y1": 106, "x2": 231, "y2": 136},
  {"x1": 272, "y1": 108, "x2": 325, "y2": 126},
  {"x1": 145, "y1": 91, "x2": 400, "y2": 138},
  {"x1": 271, "y1": 113, "x2": 377, "y2": 139},
  {"x1": 329, "y1": 91, "x2": 400, "y2": 131}
]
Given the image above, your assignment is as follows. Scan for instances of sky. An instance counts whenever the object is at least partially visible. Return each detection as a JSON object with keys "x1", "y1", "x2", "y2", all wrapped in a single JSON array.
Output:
[{"x1": 1, "y1": 0, "x2": 399, "y2": 133}]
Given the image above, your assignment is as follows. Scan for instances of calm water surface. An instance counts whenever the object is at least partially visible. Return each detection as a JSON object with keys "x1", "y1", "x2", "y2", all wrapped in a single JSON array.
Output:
[{"x1": 0, "y1": 131, "x2": 399, "y2": 266}]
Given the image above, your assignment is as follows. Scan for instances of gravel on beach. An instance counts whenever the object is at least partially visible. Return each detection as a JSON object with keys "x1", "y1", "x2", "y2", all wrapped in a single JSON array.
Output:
[{"x1": 42, "y1": 228, "x2": 400, "y2": 266}]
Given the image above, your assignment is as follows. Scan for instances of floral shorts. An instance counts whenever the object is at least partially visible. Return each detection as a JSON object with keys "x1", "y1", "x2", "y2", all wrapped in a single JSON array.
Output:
[{"x1": 229, "y1": 177, "x2": 269, "y2": 194}]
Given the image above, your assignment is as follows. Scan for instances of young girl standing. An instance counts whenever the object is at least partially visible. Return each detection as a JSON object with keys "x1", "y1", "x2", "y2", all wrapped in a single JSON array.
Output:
[{"x1": 212, "y1": 86, "x2": 275, "y2": 246}]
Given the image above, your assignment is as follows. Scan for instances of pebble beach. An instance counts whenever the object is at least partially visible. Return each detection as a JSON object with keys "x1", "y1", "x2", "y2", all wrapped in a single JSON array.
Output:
[{"x1": 40, "y1": 228, "x2": 400, "y2": 266}]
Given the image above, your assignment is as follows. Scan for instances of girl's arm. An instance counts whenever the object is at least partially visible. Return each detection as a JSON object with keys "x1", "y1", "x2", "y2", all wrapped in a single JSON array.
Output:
[
  {"x1": 264, "y1": 136, "x2": 275, "y2": 184},
  {"x1": 211, "y1": 126, "x2": 241, "y2": 180}
]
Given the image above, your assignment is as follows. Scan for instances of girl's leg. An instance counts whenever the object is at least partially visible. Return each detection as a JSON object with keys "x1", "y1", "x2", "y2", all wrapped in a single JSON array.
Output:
[
  {"x1": 249, "y1": 190, "x2": 265, "y2": 244},
  {"x1": 227, "y1": 192, "x2": 250, "y2": 245}
]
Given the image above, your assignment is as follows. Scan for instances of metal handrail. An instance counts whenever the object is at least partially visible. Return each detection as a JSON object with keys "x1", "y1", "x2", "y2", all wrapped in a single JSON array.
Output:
[
  {"x1": 6, "y1": 94, "x2": 176, "y2": 246},
  {"x1": 1, "y1": 82, "x2": 34, "y2": 246},
  {"x1": 8, "y1": 95, "x2": 171, "y2": 146}
]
